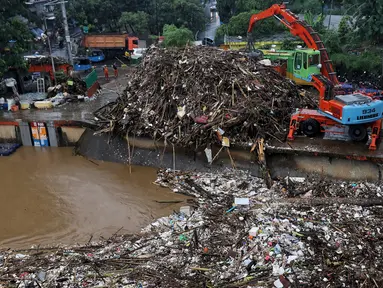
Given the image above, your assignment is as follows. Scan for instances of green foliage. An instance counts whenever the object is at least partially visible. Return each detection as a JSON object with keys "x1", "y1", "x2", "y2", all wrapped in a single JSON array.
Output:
[
  {"x1": 67, "y1": 0, "x2": 125, "y2": 32},
  {"x1": 119, "y1": 11, "x2": 149, "y2": 34},
  {"x1": 337, "y1": 16, "x2": 351, "y2": 43},
  {"x1": 332, "y1": 52, "x2": 382, "y2": 75},
  {"x1": 321, "y1": 30, "x2": 342, "y2": 54},
  {"x1": 172, "y1": 0, "x2": 205, "y2": 34},
  {"x1": 281, "y1": 39, "x2": 298, "y2": 50},
  {"x1": 0, "y1": 0, "x2": 32, "y2": 76},
  {"x1": 215, "y1": 10, "x2": 284, "y2": 39},
  {"x1": 68, "y1": 0, "x2": 205, "y2": 35},
  {"x1": 353, "y1": 0, "x2": 383, "y2": 44},
  {"x1": 290, "y1": 0, "x2": 323, "y2": 14},
  {"x1": 304, "y1": 11, "x2": 325, "y2": 33},
  {"x1": 163, "y1": 24, "x2": 194, "y2": 47},
  {"x1": 217, "y1": 0, "x2": 279, "y2": 23}
]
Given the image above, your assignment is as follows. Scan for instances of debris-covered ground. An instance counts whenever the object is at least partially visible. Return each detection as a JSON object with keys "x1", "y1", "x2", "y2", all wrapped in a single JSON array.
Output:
[
  {"x1": 1, "y1": 170, "x2": 383, "y2": 288},
  {"x1": 94, "y1": 46, "x2": 314, "y2": 148}
]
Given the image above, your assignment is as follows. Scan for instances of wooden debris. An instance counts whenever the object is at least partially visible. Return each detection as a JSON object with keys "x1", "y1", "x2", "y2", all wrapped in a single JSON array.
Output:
[{"x1": 94, "y1": 46, "x2": 313, "y2": 150}]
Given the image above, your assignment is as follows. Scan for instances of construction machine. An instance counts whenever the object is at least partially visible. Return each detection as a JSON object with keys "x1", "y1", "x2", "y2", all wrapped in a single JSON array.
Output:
[{"x1": 247, "y1": 4, "x2": 383, "y2": 150}]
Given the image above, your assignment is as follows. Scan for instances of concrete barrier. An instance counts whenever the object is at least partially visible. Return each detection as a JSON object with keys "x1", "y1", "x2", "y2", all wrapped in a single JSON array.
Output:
[
  {"x1": 58, "y1": 127, "x2": 86, "y2": 146},
  {"x1": 75, "y1": 128, "x2": 382, "y2": 181},
  {"x1": 76, "y1": 129, "x2": 261, "y2": 175},
  {"x1": 0, "y1": 125, "x2": 17, "y2": 143}
]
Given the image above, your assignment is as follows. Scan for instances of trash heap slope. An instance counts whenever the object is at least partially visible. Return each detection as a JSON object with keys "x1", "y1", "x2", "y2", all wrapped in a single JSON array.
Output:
[{"x1": 95, "y1": 46, "x2": 306, "y2": 149}]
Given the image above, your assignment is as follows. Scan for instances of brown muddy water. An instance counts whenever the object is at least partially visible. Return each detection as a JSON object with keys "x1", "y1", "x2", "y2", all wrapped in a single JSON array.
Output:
[{"x1": 0, "y1": 147, "x2": 187, "y2": 248}]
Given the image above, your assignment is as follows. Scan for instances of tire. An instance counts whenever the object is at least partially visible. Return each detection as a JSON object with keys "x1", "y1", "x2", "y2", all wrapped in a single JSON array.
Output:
[
  {"x1": 302, "y1": 118, "x2": 320, "y2": 137},
  {"x1": 248, "y1": 49, "x2": 264, "y2": 59},
  {"x1": 348, "y1": 125, "x2": 367, "y2": 142}
]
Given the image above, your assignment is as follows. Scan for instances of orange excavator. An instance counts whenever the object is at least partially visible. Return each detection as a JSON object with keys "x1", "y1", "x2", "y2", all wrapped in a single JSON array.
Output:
[{"x1": 247, "y1": 3, "x2": 383, "y2": 150}]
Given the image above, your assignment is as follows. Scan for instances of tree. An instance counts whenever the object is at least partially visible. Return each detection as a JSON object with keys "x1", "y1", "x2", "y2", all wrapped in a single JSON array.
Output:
[
  {"x1": 172, "y1": 0, "x2": 205, "y2": 34},
  {"x1": 337, "y1": 16, "x2": 351, "y2": 43},
  {"x1": 0, "y1": 0, "x2": 32, "y2": 76},
  {"x1": 321, "y1": 30, "x2": 342, "y2": 54},
  {"x1": 67, "y1": 0, "x2": 205, "y2": 35},
  {"x1": 163, "y1": 24, "x2": 194, "y2": 47},
  {"x1": 68, "y1": 0, "x2": 126, "y2": 32},
  {"x1": 119, "y1": 11, "x2": 149, "y2": 34},
  {"x1": 217, "y1": 0, "x2": 235, "y2": 23},
  {"x1": 215, "y1": 10, "x2": 285, "y2": 39},
  {"x1": 290, "y1": 0, "x2": 323, "y2": 14},
  {"x1": 217, "y1": 0, "x2": 279, "y2": 23},
  {"x1": 304, "y1": 11, "x2": 326, "y2": 33},
  {"x1": 353, "y1": 0, "x2": 383, "y2": 44}
]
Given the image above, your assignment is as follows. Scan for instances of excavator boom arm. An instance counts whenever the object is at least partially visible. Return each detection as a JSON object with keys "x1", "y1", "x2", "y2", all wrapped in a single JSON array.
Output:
[
  {"x1": 247, "y1": 4, "x2": 339, "y2": 85},
  {"x1": 248, "y1": 4, "x2": 295, "y2": 33}
]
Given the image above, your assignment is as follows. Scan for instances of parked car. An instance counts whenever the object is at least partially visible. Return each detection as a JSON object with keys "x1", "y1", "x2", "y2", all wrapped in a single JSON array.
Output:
[
  {"x1": 73, "y1": 57, "x2": 92, "y2": 72},
  {"x1": 203, "y1": 38, "x2": 215, "y2": 46},
  {"x1": 87, "y1": 49, "x2": 105, "y2": 63},
  {"x1": 30, "y1": 27, "x2": 44, "y2": 40}
]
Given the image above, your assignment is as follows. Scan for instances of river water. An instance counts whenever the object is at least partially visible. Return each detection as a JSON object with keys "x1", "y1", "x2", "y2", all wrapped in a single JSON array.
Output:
[{"x1": 0, "y1": 147, "x2": 187, "y2": 248}]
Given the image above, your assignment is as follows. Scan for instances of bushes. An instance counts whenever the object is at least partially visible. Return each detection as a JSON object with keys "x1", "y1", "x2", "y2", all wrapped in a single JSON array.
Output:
[
  {"x1": 215, "y1": 10, "x2": 285, "y2": 40},
  {"x1": 332, "y1": 52, "x2": 382, "y2": 75},
  {"x1": 163, "y1": 24, "x2": 194, "y2": 47}
]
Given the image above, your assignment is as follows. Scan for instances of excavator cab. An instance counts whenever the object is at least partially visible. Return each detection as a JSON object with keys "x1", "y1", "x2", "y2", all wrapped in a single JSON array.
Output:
[
  {"x1": 261, "y1": 48, "x2": 321, "y2": 86},
  {"x1": 292, "y1": 49, "x2": 321, "y2": 85}
]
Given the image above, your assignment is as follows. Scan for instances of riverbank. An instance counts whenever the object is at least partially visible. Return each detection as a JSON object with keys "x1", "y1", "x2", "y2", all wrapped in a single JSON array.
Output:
[
  {"x1": 0, "y1": 148, "x2": 188, "y2": 249},
  {"x1": 1, "y1": 169, "x2": 382, "y2": 287},
  {"x1": 0, "y1": 70, "x2": 127, "y2": 124}
]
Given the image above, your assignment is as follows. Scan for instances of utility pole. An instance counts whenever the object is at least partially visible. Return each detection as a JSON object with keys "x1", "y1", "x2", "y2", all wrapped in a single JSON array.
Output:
[
  {"x1": 328, "y1": 0, "x2": 334, "y2": 29},
  {"x1": 60, "y1": 1, "x2": 73, "y2": 66},
  {"x1": 44, "y1": 16, "x2": 56, "y2": 84}
]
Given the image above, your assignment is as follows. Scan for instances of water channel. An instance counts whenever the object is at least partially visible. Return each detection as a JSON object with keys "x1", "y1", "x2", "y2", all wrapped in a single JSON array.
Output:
[{"x1": 0, "y1": 147, "x2": 187, "y2": 248}]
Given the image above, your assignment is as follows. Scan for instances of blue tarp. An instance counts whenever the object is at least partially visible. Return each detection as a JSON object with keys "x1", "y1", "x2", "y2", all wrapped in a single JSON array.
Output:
[{"x1": 0, "y1": 143, "x2": 21, "y2": 156}]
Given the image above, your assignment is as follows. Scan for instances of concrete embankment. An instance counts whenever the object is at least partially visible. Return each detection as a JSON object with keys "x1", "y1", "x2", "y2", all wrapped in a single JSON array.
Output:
[
  {"x1": 0, "y1": 120, "x2": 380, "y2": 181},
  {"x1": 76, "y1": 128, "x2": 382, "y2": 182},
  {"x1": 0, "y1": 123, "x2": 17, "y2": 143}
]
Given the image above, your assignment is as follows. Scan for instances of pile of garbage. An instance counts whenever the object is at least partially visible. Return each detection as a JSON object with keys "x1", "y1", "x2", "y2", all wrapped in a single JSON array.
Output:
[
  {"x1": 45, "y1": 78, "x2": 89, "y2": 107},
  {"x1": 1, "y1": 170, "x2": 383, "y2": 287},
  {"x1": 26, "y1": 56, "x2": 69, "y2": 66},
  {"x1": 94, "y1": 46, "x2": 311, "y2": 149},
  {"x1": 18, "y1": 78, "x2": 98, "y2": 110},
  {"x1": 47, "y1": 77, "x2": 87, "y2": 98}
]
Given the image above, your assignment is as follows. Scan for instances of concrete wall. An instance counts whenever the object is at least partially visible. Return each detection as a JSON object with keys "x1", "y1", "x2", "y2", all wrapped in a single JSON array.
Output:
[
  {"x1": 76, "y1": 129, "x2": 261, "y2": 175},
  {"x1": 75, "y1": 128, "x2": 382, "y2": 181},
  {"x1": 58, "y1": 127, "x2": 86, "y2": 146},
  {"x1": 0, "y1": 125, "x2": 17, "y2": 143}
]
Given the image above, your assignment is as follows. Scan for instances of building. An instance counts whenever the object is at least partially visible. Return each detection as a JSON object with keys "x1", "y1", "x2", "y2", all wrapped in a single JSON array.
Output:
[{"x1": 25, "y1": 0, "x2": 55, "y2": 18}]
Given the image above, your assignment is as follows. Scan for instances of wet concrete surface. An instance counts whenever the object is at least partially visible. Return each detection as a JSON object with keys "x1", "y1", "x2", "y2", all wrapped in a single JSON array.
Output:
[
  {"x1": 268, "y1": 154, "x2": 380, "y2": 181},
  {"x1": 0, "y1": 147, "x2": 188, "y2": 249},
  {"x1": 267, "y1": 136, "x2": 383, "y2": 161},
  {"x1": 0, "y1": 71, "x2": 128, "y2": 124},
  {"x1": 199, "y1": 1, "x2": 220, "y2": 41}
]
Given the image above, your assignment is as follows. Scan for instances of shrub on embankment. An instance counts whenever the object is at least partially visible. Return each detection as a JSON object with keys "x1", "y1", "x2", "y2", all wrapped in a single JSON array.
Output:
[{"x1": 331, "y1": 52, "x2": 383, "y2": 88}]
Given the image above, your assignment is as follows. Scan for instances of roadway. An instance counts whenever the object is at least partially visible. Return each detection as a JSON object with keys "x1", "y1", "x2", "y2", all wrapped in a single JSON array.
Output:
[{"x1": 199, "y1": 0, "x2": 221, "y2": 42}]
